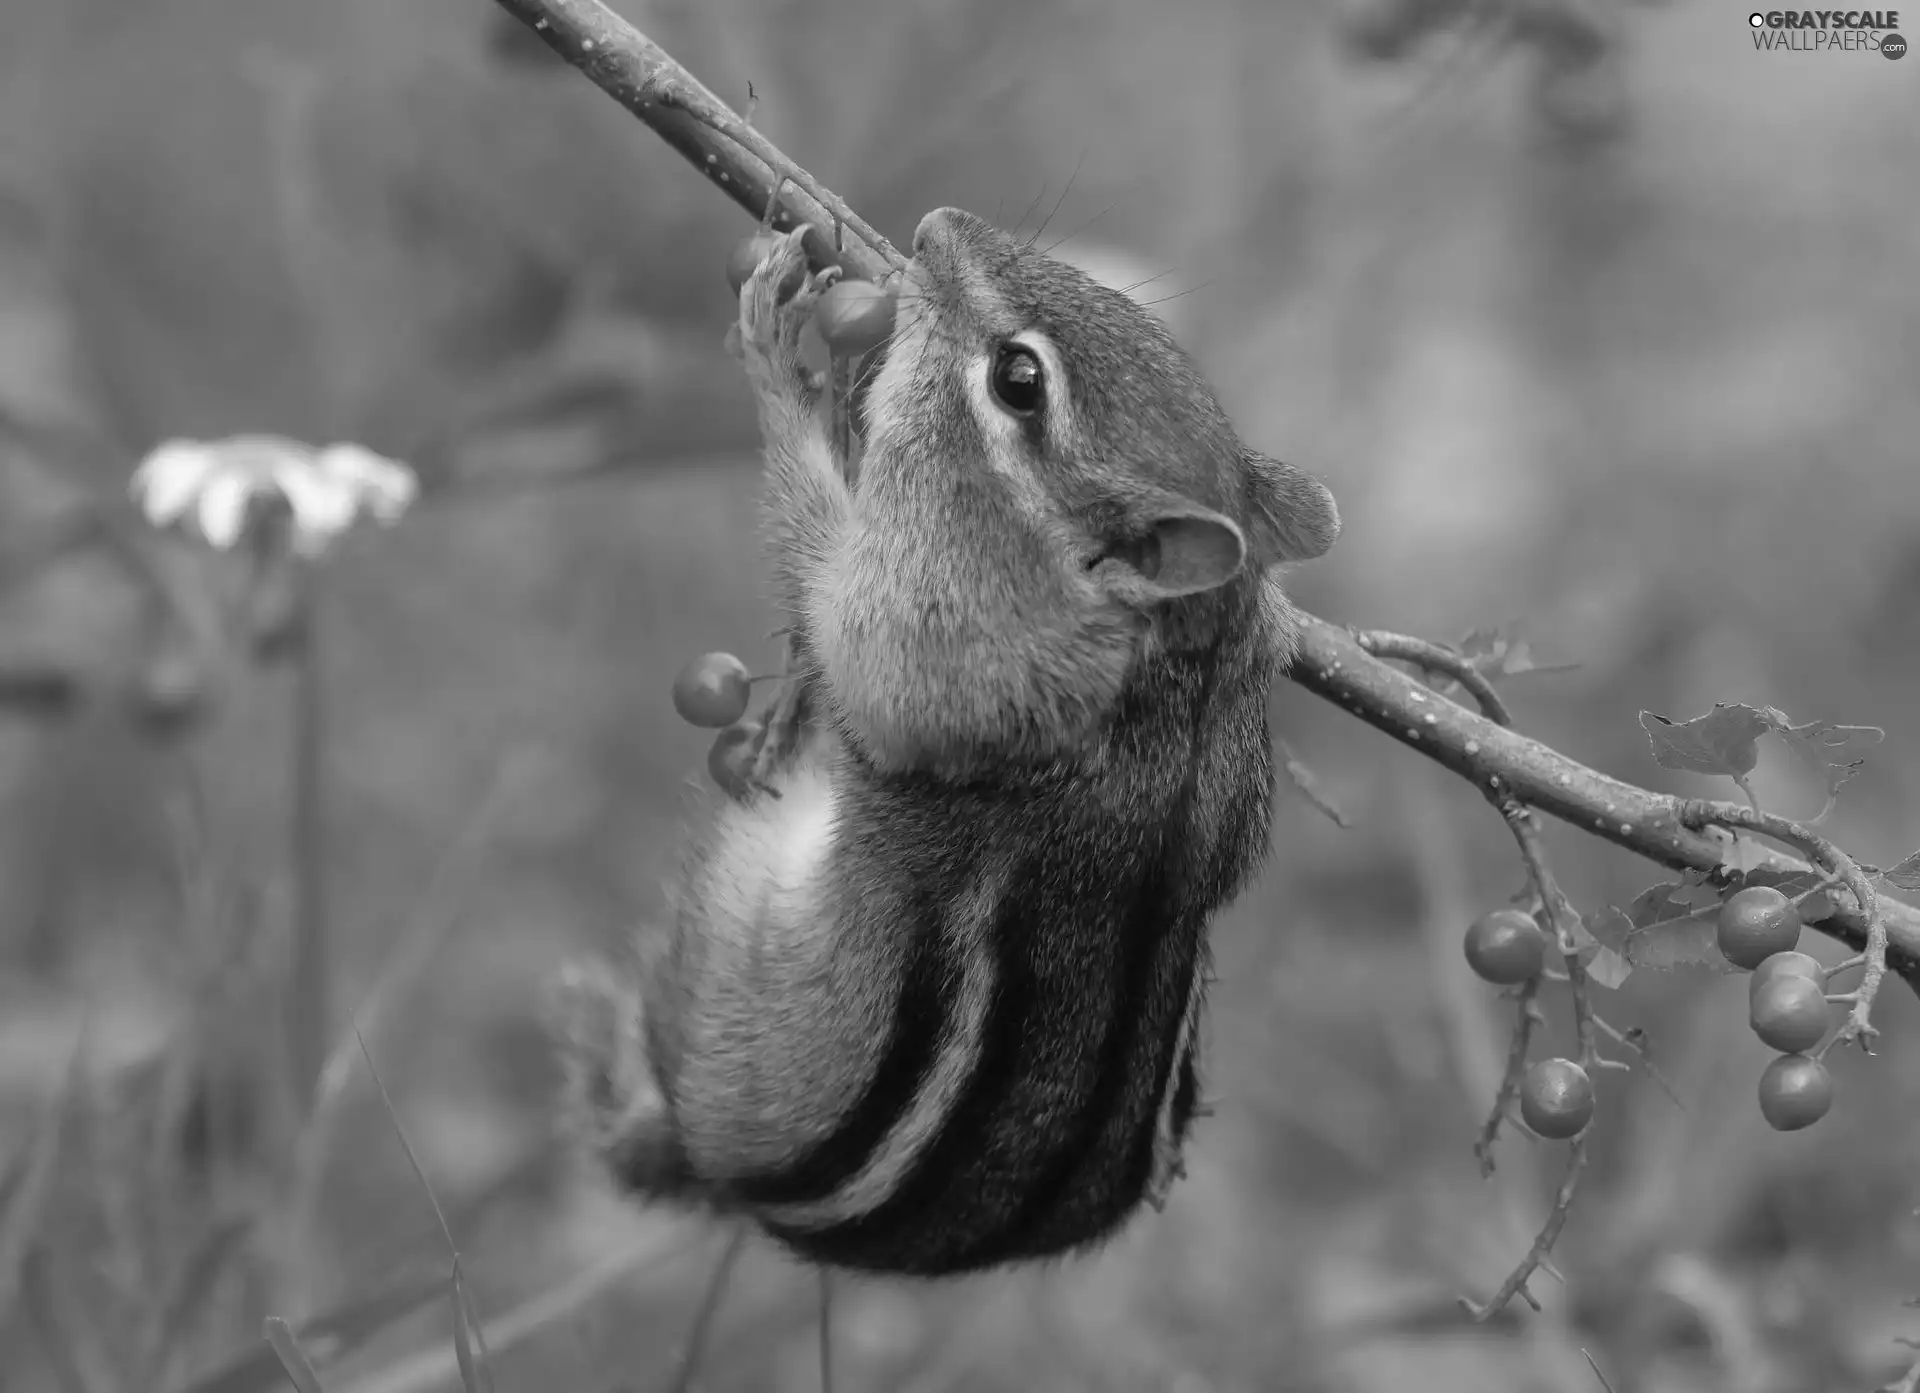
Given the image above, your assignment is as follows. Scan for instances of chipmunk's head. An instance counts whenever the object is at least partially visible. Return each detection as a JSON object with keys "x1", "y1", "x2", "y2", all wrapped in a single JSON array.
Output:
[{"x1": 861, "y1": 207, "x2": 1339, "y2": 625}]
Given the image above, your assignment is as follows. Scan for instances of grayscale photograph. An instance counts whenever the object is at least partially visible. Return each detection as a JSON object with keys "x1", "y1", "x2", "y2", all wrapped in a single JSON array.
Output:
[{"x1": 0, "y1": 1, "x2": 1915, "y2": 1391}]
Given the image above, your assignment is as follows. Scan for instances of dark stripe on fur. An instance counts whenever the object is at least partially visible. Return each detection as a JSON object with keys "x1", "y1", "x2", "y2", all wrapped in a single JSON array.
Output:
[
  {"x1": 963, "y1": 679, "x2": 1213, "y2": 1266},
  {"x1": 764, "y1": 601, "x2": 1275, "y2": 1274},
  {"x1": 732, "y1": 893, "x2": 953, "y2": 1206},
  {"x1": 762, "y1": 843, "x2": 1034, "y2": 1269}
]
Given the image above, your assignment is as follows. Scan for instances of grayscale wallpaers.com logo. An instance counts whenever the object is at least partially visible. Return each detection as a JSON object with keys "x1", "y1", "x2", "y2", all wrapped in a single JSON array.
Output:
[{"x1": 1748, "y1": 9, "x2": 1907, "y2": 55}]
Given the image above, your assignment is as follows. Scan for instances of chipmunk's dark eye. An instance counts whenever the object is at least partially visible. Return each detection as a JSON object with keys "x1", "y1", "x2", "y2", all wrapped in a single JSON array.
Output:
[{"x1": 989, "y1": 345, "x2": 1044, "y2": 417}]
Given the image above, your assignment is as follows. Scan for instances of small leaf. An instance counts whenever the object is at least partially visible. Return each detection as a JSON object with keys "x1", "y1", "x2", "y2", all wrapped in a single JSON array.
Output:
[
  {"x1": 1662, "y1": 877, "x2": 1724, "y2": 912},
  {"x1": 1798, "y1": 889, "x2": 1840, "y2": 922},
  {"x1": 1595, "y1": 885, "x2": 1733, "y2": 973},
  {"x1": 1733, "y1": 866, "x2": 1825, "y2": 901},
  {"x1": 1585, "y1": 944, "x2": 1633, "y2": 990},
  {"x1": 1629, "y1": 921, "x2": 1727, "y2": 972},
  {"x1": 1881, "y1": 851, "x2": 1920, "y2": 892},
  {"x1": 1457, "y1": 625, "x2": 1579, "y2": 681},
  {"x1": 263, "y1": 1317, "x2": 326, "y2": 1393},
  {"x1": 1770, "y1": 714, "x2": 1883, "y2": 803},
  {"x1": 1639, "y1": 705, "x2": 1772, "y2": 780},
  {"x1": 1583, "y1": 906, "x2": 1631, "y2": 956},
  {"x1": 1716, "y1": 834, "x2": 1777, "y2": 876},
  {"x1": 1626, "y1": 882, "x2": 1709, "y2": 932}
]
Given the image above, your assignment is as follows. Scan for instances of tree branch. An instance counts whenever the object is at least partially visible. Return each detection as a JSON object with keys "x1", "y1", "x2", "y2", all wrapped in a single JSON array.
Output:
[
  {"x1": 1289, "y1": 618, "x2": 1920, "y2": 995},
  {"x1": 485, "y1": 0, "x2": 1920, "y2": 1002},
  {"x1": 488, "y1": 0, "x2": 903, "y2": 282}
]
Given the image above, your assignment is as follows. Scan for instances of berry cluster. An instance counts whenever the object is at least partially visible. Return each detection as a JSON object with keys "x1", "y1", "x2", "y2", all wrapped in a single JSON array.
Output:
[
  {"x1": 1463, "y1": 884, "x2": 1840, "y2": 1141},
  {"x1": 1462, "y1": 909, "x2": 1596, "y2": 1138},
  {"x1": 670, "y1": 651, "x2": 771, "y2": 798},
  {"x1": 666, "y1": 235, "x2": 904, "y2": 800},
  {"x1": 725, "y1": 232, "x2": 898, "y2": 354},
  {"x1": 1717, "y1": 885, "x2": 1834, "y2": 1131}
]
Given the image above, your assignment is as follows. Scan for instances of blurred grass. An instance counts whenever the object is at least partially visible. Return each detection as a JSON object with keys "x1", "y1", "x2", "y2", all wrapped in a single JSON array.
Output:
[{"x1": 1, "y1": 0, "x2": 1919, "y2": 1391}]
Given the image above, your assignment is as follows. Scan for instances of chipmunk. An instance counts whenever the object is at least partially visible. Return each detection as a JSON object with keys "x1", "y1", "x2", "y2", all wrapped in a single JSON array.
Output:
[{"x1": 554, "y1": 208, "x2": 1339, "y2": 1276}]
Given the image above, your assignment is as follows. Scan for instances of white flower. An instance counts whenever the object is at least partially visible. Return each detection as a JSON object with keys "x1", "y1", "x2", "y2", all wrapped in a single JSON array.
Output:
[{"x1": 130, "y1": 435, "x2": 418, "y2": 557}]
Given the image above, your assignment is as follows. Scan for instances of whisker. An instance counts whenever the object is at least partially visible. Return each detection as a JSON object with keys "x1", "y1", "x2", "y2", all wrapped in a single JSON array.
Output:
[
  {"x1": 1119, "y1": 268, "x2": 1175, "y2": 297},
  {"x1": 1012, "y1": 179, "x2": 1050, "y2": 241},
  {"x1": 1138, "y1": 280, "x2": 1213, "y2": 310},
  {"x1": 1024, "y1": 148, "x2": 1087, "y2": 250},
  {"x1": 1040, "y1": 203, "x2": 1114, "y2": 258}
]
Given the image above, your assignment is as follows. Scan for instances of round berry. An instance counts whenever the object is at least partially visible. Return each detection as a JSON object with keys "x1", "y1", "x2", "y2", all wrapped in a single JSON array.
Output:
[
  {"x1": 1463, "y1": 908, "x2": 1550, "y2": 985},
  {"x1": 725, "y1": 234, "x2": 780, "y2": 294},
  {"x1": 814, "y1": 279, "x2": 896, "y2": 355},
  {"x1": 1748, "y1": 950, "x2": 1825, "y2": 1003},
  {"x1": 1716, "y1": 886, "x2": 1802, "y2": 970},
  {"x1": 1757, "y1": 1053, "x2": 1833, "y2": 1132},
  {"x1": 1749, "y1": 973, "x2": 1830, "y2": 1054},
  {"x1": 672, "y1": 652, "x2": 753, "y2": 729},
  {"x1": 1520, "y1": 1058, "x2": 1594, "y2": 1139},
  {"x1": 706, "y1": 721, "x2": 762, "y2": 799}
]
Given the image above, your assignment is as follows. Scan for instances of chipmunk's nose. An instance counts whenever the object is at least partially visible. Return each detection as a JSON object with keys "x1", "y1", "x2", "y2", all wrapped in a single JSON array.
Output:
[{"x1": 912, "y1": 206, "x2": 980, "y2": 258}]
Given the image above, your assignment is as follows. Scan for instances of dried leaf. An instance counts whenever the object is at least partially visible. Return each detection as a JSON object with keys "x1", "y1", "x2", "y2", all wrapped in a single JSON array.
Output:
[
  {"x1": 1639, "y1": 705, "x2": 1771, "y2": 780},
  {"x1": 1882, "y1": 851, "x2": 1920, "y2": 893},
  {"x1": 1585, "y1": 943, "x2": 1634, "y2": 990},
  {"x1": 1457, "y1": 625, "x2": 1578, "y2": 681},
  {"x1": 1769, "y1": 712, "x2": 1883, "y2": 803},
  {"x1": 1588, "y1": 886, "x2": 1731, "y2": 974}
]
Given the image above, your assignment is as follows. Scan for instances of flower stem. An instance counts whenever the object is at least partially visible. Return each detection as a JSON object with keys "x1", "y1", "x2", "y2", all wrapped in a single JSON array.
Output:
[{"x1": 286, "y1": 565, "x2": 329, "y2": 1110}]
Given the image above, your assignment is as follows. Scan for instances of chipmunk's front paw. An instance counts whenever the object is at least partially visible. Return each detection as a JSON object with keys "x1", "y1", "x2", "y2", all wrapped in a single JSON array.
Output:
[{"x1": 736, "y1": 228, "x2": 839, "y2": 404}]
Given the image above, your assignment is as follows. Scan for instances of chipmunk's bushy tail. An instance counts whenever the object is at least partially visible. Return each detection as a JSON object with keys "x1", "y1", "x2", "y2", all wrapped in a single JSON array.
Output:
[{"x1": 547, "y1": 958, "x2": 693, "y2": 1196}]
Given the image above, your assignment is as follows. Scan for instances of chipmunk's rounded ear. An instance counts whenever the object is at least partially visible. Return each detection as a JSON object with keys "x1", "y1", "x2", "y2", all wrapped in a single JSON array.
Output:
[
  {"x1": 1244, "y1": 450, "x2": 1340, "y2": 563},
  {"x1": 1095, "y1": 506, "x2": 1248, "y2": 603}
]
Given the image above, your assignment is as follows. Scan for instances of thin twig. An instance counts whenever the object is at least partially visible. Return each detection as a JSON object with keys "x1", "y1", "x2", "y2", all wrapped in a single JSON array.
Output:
[
  {"x1": 489, "y1": 0, "x2": 902, "y2": 281},
  {"x1": 285, "y1": 746, "x2": 547, "y2": 1310},
  {"x1": 1585, "y1": 1011, "x2": 1683, "y2": 1108},
  {"x1": 1473, "y1": 977, "x2": 1540, "y2": 1177},
  {"x1": 352, "y1": 1025, "x2": 495, "y2": 1392},
  {"x1": 817, "y1": 1268, "x2": 834, "y2": 1393},
  {"x1": 668, "y1": 1226, "x2": 750, "y2": 1393},
  {"x1": 1354, "y1": 628, "x2": 1514, "y2": 727},
  {"x1": 334, "y1": 1233, "x2": 697, "y2": 1393},
  {"x1": 286, "y1": 565, "x2": 329, "y2": 1109},
  {"x1": 1462, "y1": 801, "x2": 1595, "y2": 1321}
]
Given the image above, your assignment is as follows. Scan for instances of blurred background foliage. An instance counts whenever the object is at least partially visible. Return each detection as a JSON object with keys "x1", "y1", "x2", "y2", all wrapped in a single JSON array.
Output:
[{"x1": 0, "y1": 0, "x2": 1918, "y2": 1390}]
